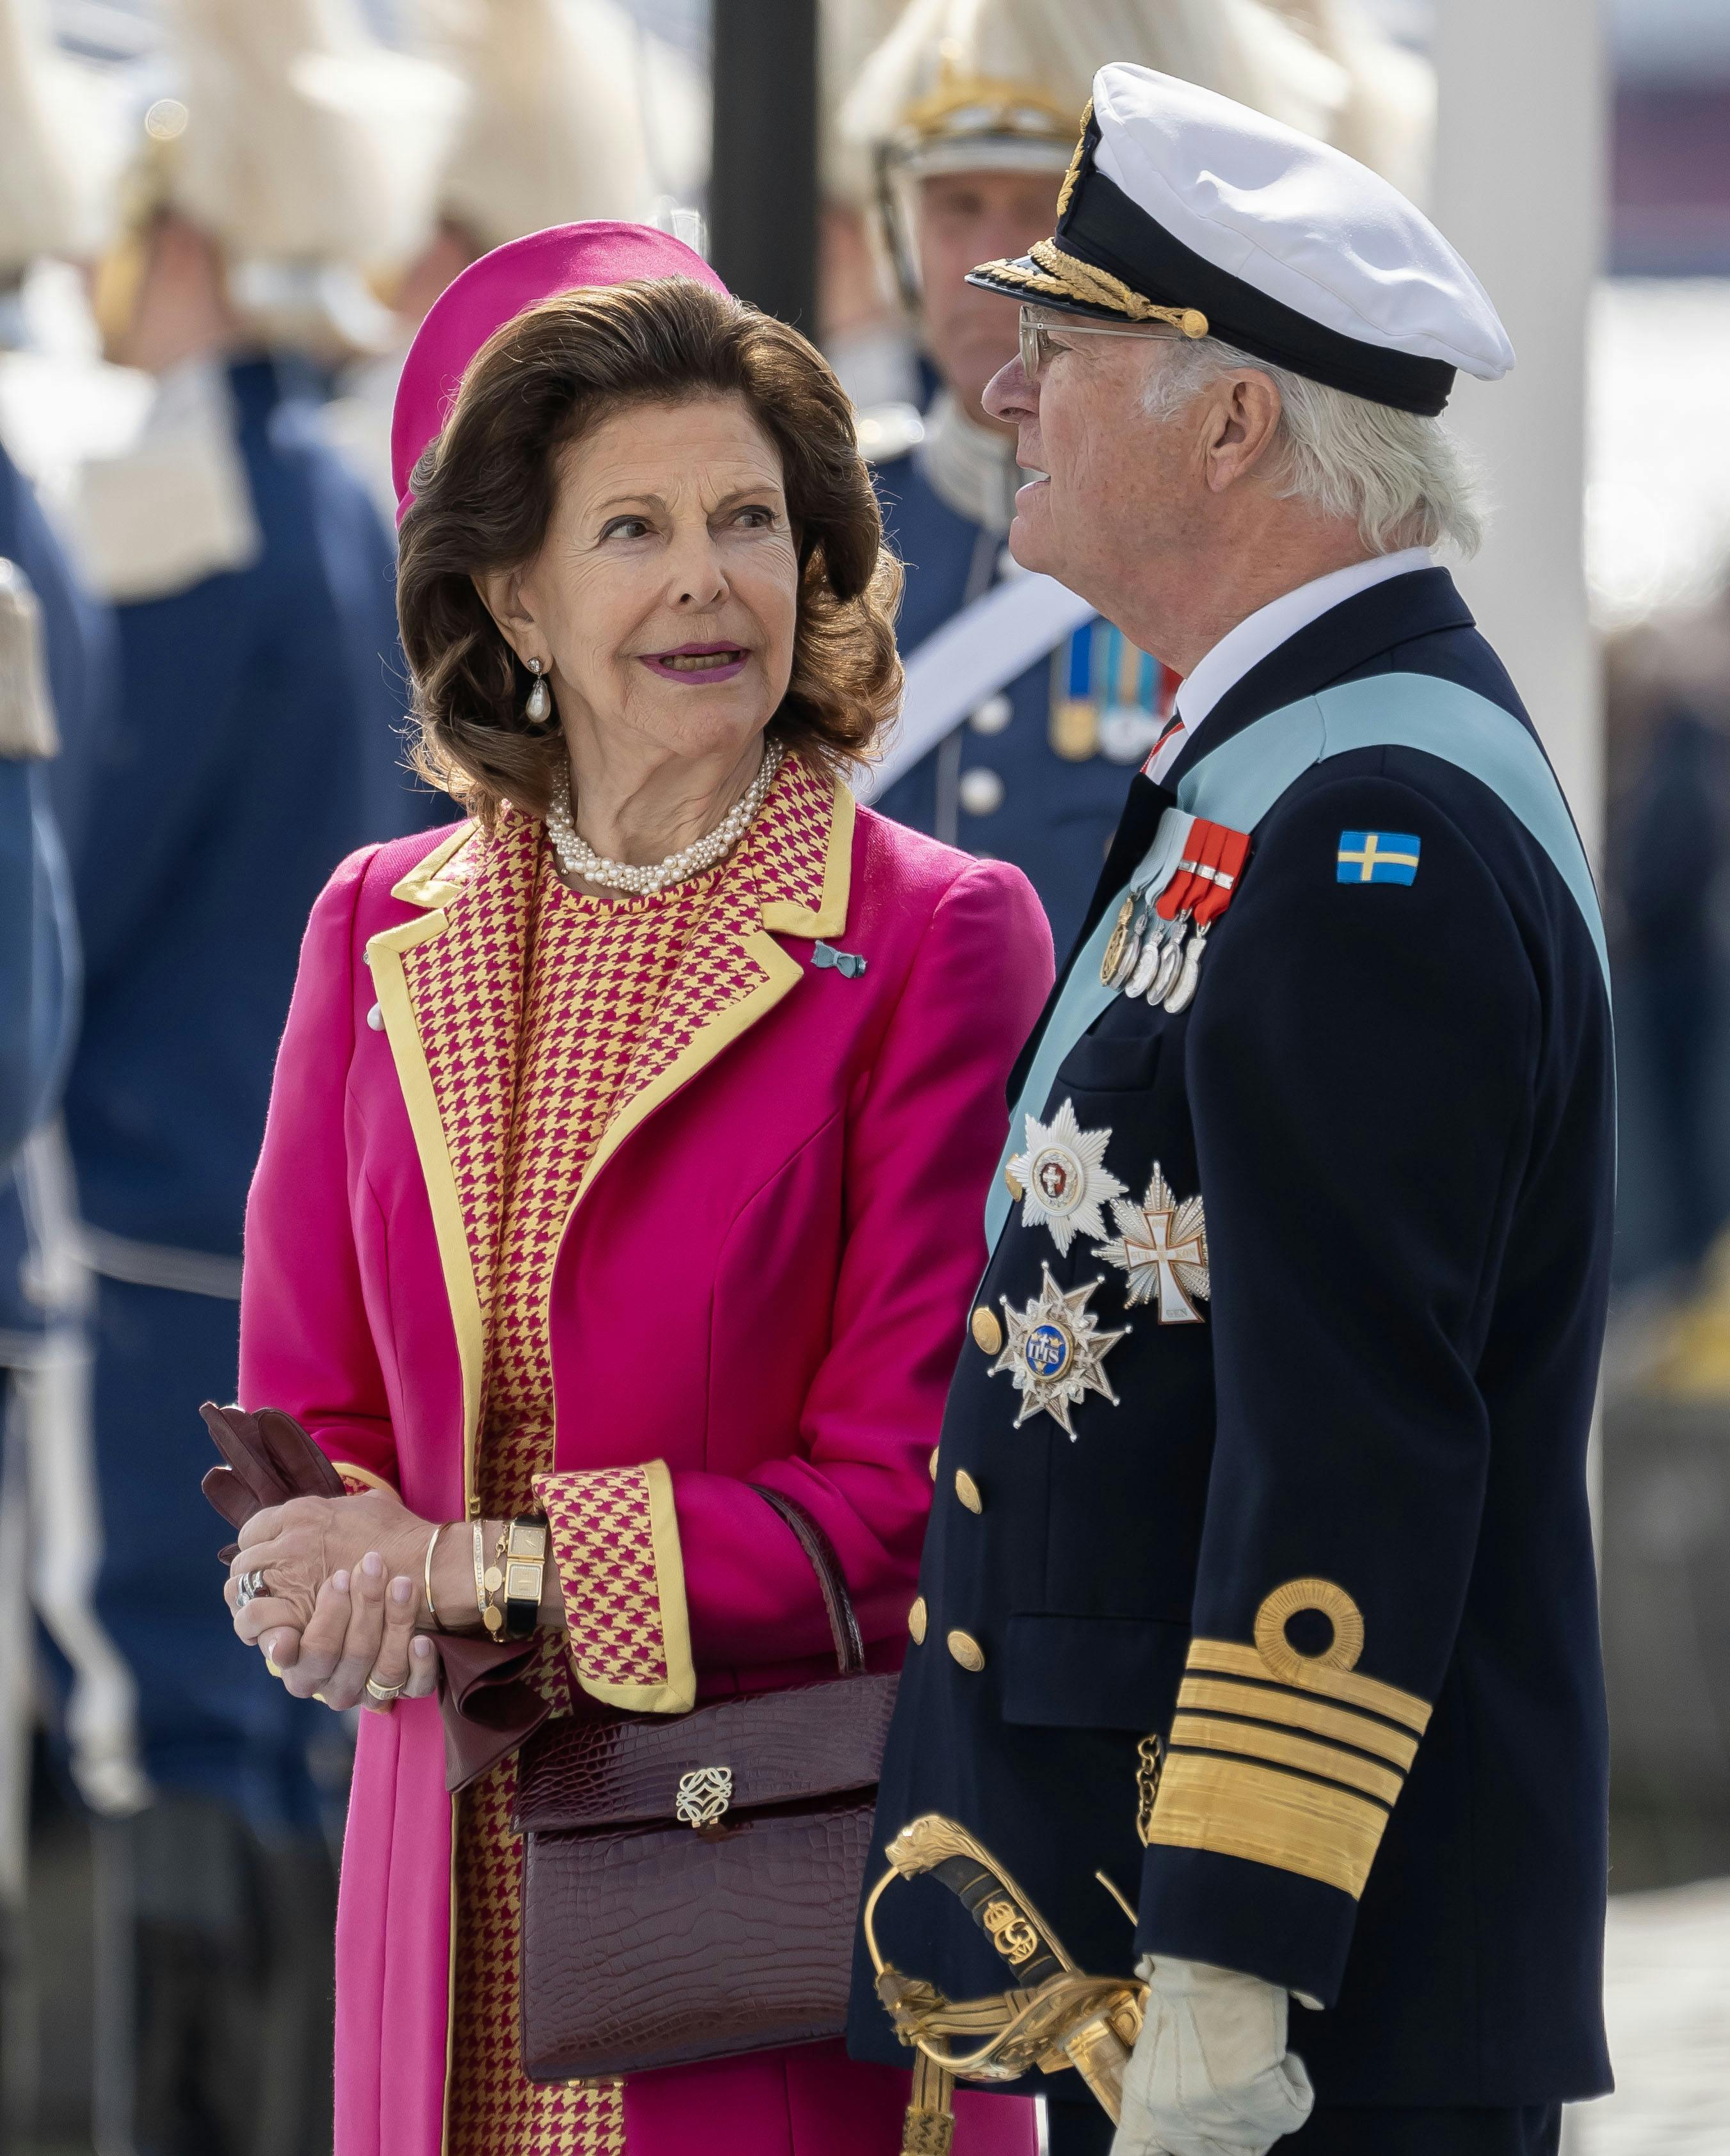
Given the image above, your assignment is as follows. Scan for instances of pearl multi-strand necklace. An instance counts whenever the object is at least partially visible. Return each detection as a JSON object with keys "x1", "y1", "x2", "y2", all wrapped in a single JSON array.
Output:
[{"x1": 543, "y1": 741, "x2": 785, "y2": 897}]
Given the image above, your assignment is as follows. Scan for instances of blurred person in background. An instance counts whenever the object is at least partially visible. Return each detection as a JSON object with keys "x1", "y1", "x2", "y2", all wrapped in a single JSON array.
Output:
[
  {"x1": 0, "y1": 12, "x2": 148, "y2": 2130},
  {"x1": 817, "y1": 0, "x2": 923, "y2": 413},
  {"x1": 52, "y1": 1, "x2": 463, "y2": 2146},
  {"x1": 1603, "y1": 605, "x2": 1730, "y2": 1289},
  {"x1": 841, "y1": 0, "x2": 1430, "y2": 953},
  {"x1": 323, "y1": 0, "x2": 707, "y2": 519}
]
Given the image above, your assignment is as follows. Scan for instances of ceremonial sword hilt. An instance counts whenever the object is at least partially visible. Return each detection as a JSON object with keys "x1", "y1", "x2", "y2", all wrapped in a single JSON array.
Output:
[{"x1": 863, "y1": 1814, "x2": 1146, "y2": 2151}]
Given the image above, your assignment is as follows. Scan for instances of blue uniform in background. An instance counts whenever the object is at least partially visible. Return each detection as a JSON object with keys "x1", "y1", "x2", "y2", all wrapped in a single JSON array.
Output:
[
  {"x1": 869, "y1": 398, "x2": 1177, "y2": 956},
  {"x1": 62, "y1": 354, "x2": 437, "y2": 1827},
  {"x1": 0, "y1": 446, "x2": 101, "y2": 1180}
]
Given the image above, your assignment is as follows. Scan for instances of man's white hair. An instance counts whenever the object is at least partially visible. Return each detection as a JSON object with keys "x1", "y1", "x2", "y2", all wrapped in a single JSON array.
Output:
[{"x1": 1141, "y1": 335, "x2": 1484, "y2": 559}]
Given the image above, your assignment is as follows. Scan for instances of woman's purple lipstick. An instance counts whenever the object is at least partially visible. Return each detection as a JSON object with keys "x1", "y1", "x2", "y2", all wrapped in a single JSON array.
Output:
[{"x1": 640, "y1": 641, "x2": 749, "y2": 683}]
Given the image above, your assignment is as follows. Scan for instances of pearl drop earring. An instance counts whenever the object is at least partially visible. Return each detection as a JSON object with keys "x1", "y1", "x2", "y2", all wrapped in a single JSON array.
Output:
[{"x1": 525, "y1": 657, "x2": 551, "y2": 722}]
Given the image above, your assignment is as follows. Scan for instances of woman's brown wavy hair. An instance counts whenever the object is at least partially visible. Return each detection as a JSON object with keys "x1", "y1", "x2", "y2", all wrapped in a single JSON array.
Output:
[{"x1": 396, "y1": 277, "x2": 902, "y2": 827}]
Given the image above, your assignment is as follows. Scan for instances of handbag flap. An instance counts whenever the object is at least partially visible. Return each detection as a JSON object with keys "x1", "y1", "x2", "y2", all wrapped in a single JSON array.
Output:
[{"x1": 514, "y1": 1672, "x2": 898, "y2": 1833}]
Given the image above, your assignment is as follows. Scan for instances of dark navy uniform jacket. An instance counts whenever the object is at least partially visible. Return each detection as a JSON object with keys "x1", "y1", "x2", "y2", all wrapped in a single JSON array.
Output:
[
  {"x1": 871, "y1": 446, "x2": 1152, "y2": 955},
  {"x1": 850, "y1": 568, "x2": 1615, "y2": 2107}
]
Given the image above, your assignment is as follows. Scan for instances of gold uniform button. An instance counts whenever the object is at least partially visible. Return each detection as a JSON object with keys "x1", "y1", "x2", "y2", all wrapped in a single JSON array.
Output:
[
  {"x1": 1004, "y1": 1162, "x2": 1025, "y2": 1200},
  {"x1": 970, "y1": 1306, "x2": 1003, "y2": 1355},
  {"x1": 954, "y1": 1469, "x2": 982, "y2": 1514},
  {"x1": 928, "y1": 1446, "x2": 940, "y2": 1483},
  {"x1": 908, "y1": 1596, "x2": 927, "y2": 1645},
  {"x1": 946, "y1": 1629, "x2": 986, "y2": 1672}
]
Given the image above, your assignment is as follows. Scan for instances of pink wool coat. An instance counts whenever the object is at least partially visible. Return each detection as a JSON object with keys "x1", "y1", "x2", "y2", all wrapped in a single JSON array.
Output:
[{"x1": 238, "y1": 766, "x2": 1053, "y2": 2156}]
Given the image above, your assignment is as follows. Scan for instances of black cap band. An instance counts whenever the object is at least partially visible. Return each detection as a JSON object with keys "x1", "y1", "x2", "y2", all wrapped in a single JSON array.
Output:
[{"x1": 971, "y1": 115, "x2": 1458, "y2": 417}]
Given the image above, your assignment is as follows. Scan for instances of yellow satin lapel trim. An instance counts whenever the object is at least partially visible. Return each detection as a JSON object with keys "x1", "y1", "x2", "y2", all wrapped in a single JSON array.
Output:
[
  {"x1": 571, "y1": 930, "x2": 803, "y2": 1211},
  {"x1": 366, "y1": 911, "x2": 486, "y2": 1515},
  {"x1": 391, "y1": 821, "x2": 478, "y2": 911},
  {"x1": 564, "y1": 763, "x2": 851, "y2": 1218},
  {"x1": 761, "y1": 778, "x2": 854, "y2": 937}
]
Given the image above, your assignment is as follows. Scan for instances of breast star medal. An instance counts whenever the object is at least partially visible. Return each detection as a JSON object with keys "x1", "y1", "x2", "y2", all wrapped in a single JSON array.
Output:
[
  {"x1": 1005, "y1": 1099, "x2": 1126, "y2": 1255},
  {"x1": 1098, "y1": 1164, "x2": 1209, "y2": 1324},
  {"x1": 990, "y1": 1266, "x2": 1126, "y2": 1437}
]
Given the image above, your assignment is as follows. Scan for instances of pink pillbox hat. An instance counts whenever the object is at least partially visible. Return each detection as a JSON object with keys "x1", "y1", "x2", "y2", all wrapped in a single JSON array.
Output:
[{"x1": 390, "y1": 220, "x2": 730, "y2": 522}]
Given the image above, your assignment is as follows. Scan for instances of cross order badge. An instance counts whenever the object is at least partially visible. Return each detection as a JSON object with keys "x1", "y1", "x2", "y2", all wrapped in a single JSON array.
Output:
[
  {"x1": 1098, "y1": 1163, "x2": 1209, "y2": 1324},
  {"x1": 1005, "y1": 1098, "x2": 1126, "y2": 1256},
  {"x1": 990, "y1": 1266, "x2": 1127, "y2": 1438}
]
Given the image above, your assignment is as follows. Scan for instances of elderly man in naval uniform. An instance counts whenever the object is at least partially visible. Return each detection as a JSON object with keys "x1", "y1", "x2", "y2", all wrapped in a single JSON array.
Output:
[
  {"x1": 838, "y1": 0, "x2": 1411, "y2": 953},
  {"x1": 851, "y1": 65, "x2": 1614, "y2": 2156}
]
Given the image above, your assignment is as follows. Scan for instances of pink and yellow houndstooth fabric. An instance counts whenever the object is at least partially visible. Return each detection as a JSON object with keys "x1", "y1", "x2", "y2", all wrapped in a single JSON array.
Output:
[
  {"x1": 425, "y1": 755, "x2": 838, "y2": 2152},
  {"x1": 450, "y1": 1762, "x2": 626, "y2": 2156},
  {"x1": 534, "y1": 1463, "x2": 691, "y2": 1709},
  {"x1": 449, "y1": 842, "x2": 722, "y2": 2152}
]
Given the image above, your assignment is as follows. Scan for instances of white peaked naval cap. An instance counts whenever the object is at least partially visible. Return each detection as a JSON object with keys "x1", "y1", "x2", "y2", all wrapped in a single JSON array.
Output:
[{"x1": 970, "y1": 62, "x2": 1513, "y2": 414}]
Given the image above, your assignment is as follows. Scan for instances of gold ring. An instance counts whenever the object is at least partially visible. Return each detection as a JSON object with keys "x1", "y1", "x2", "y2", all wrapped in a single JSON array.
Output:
[
  {"x1": 264, "y1": 1656, "x2": 284, "y2": 1678},
  {"x1": 365, "y1": 1674, "x2": 406, "y2": 1703}
]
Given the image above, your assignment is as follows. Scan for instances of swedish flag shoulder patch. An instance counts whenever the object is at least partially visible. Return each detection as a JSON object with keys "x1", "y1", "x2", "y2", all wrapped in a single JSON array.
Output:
[{"x1": 1337, "y1": 830, "x2": 1421, "y2": 885}]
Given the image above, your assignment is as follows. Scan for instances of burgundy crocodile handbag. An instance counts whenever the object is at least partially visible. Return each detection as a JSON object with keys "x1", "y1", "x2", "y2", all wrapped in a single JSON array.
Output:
[{"x1": 512, "y1": 1484, "x2": 899, "y2": 2081}]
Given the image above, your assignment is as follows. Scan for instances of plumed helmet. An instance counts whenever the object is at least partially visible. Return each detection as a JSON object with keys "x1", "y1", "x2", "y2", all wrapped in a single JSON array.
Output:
[
  {"x1": 0, "y1": 0, "x2": 127, "y2": 282},
  {"x1": 839, "y1": 0, "x2": 1363, "y2": 310},
  {"x1": 160, "y1": 0, "x2": 465, "y2": 271},
  {"x1": 420, "y1": 0, "x2": 707, "y2": 257}
]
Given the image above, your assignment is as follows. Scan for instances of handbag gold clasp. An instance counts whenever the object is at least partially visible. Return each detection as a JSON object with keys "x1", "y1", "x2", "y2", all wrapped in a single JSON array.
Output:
[{"x1": 675, "y1": 1766, "x2": 733, "y2": 1828}]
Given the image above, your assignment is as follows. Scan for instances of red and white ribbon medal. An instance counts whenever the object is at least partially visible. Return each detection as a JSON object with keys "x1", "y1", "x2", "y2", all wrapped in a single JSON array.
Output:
[{"x1": 1101, "y1": 810, "x2": 1250, "y2": 1012}]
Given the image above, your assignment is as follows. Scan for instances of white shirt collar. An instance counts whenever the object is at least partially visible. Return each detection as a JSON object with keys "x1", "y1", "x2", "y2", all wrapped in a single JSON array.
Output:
[{"x1": 1145, "y1": 548, "x2": 1434, "y2": 784}]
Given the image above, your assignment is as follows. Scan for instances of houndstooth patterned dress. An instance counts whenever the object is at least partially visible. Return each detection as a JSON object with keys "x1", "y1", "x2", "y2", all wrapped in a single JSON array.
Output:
[{"x1": 446, "y1": 840, "x2": 721, "y2": 2156}]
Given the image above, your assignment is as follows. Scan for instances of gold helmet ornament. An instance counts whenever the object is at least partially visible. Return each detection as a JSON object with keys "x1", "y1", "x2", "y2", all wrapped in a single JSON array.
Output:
[
  {"x1": 91, "y1": 0, "x2": 465, "y2": 365},
  {"x1": 840, "y1": 0, "x2": 1384, "y2": 314}
]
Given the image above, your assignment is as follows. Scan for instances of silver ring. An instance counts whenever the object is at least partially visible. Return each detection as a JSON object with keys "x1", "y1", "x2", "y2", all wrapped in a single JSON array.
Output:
[{"x1": 236, "y1": 1569, "x2": 267, "y2": 1608}]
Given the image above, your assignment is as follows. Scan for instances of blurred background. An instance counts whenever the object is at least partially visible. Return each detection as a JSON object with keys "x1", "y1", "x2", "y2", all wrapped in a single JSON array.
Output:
[{"x1": 0, "y1": 1, "x2": 1725, "y2": 2150}]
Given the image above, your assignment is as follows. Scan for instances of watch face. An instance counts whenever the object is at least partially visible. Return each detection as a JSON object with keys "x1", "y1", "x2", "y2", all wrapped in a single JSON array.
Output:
[{"x1": 505, "y1": 1560, "x2": 541, "y2": 1602}]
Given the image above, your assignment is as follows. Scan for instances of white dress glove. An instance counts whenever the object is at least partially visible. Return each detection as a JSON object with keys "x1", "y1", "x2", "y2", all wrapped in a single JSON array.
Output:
[{"x1": 1110, "y1": 1956, "x2": 1315, "y2": 2156}]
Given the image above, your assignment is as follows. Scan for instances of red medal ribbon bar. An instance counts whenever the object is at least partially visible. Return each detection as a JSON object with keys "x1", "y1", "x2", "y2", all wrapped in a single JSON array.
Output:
[{"x1": 1155, "y1": 818, "x2": 1251, "y2": 924}]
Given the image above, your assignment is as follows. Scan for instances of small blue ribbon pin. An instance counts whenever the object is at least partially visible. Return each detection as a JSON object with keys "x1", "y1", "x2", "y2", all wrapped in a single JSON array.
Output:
[{"x1": 812, "y1": 940, "x2": 867, "y2": 979}]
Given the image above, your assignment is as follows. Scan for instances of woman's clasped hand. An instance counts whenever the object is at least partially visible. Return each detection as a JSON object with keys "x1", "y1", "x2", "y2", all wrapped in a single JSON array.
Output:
[{"x1": 225, "y1": 1486, "x2": 441, "y2": 1712}]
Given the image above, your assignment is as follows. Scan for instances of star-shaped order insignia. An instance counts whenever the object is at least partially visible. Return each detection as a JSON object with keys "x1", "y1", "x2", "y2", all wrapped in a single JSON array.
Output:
[
  {"x1": 1005, "y1": 1098, "x2": 1126, "y2": 1255},
  {"x1": 1098, "y1": 1163, "x2": 1210, "y2": 1324},
  {"x1": 991, "y1": 1265, "x2": 1128, "y2": 1438}
]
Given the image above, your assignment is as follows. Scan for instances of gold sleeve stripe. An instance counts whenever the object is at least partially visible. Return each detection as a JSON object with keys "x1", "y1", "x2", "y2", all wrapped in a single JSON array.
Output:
[
  {"x1": 1146, "y1": 1750, "x2": 1390, "y2": 1899},
  {"x1": 1170, "y1": 1714, "x2": 1406, "y2": 1807},
  {"x1": 1176, "y1": 1676, "x2": 1420, "y2": 1770},
  {"x1": 1187, "y1": 1637, "x2": 1432, "y2": 1735}
]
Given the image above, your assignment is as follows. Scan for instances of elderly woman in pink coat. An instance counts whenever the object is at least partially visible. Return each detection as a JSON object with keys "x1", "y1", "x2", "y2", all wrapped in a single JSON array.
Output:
[{"x1": 221, "y1": 224, "x2": 1051, "y2": 2156}]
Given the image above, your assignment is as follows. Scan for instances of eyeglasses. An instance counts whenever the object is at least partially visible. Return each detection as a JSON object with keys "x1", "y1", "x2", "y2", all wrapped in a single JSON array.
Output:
[{"x1": 1018, "y1": 304, "x2": 1187, "y2": 382}]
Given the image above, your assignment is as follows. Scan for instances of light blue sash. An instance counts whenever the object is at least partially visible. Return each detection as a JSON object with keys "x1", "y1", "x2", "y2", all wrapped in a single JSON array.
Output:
[{"x1": 984, "y1": 673, "x2": 1606, "y2": 1248}]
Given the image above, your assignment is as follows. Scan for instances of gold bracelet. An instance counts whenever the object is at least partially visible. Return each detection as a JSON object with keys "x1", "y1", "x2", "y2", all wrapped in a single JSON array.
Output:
[
  {"x1": 422, "y1": 1522, "x2": 449, "y2": 1630},
  {"x1": 474, "y1": 1517, "x2": 504, "y2": 1635}
]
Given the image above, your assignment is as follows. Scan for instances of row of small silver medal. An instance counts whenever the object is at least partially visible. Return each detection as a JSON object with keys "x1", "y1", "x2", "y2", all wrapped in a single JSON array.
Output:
[{"x1": 1098, "y1": 808, "x2": 1237, "y2": 1015}]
